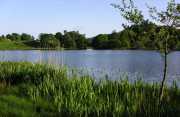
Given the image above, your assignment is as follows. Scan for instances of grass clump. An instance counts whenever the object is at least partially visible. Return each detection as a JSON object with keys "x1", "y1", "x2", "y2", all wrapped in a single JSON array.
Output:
[{"x1": 0, "y1": 62, "x2": 180, "y2": 116}]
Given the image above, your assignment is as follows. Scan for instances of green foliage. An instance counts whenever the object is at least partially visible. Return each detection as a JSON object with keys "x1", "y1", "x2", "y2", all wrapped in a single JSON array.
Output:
[
  {"x1": 111, "y1": 0, "x2": 180, "y2": 52},
  {"x1": 108, "y1": 39, "x2": 121, "y2": 49},
  {"x1": 0, "y1": 31, "x2": 88, "y2": 50},
  {"x1": 39, "y1": 33, "x2": 60, "y2": 49},
  {"x1": 63, "y1": 31, "x2": 77, "y2": 49},
  {"x1": 6, "y1": 33, "x2": 21, "y2": 41},
  {"x1": 0, "y1": 62, "x2": 67, "y2": 85},
  {"x1": 5, "y1": 33, "x2": 34, "y2": 42},
  {"x1": 111, "y1": 0, "x2": 144, "y2": 25},
  {"x1": 55, "y1": 32, "x2": 63, "y2": 46},
  {"x1": 0, "y1": 95, "x2": 39, "y2": 117},
  {"x1": 63, "y1": 31, "x2": 88, "y2": 49},
  {"x1": 21, "y1": 33, "x2": 34, "y2": 41},
  {"x1": 75, "y1": 34, "x2": 88, "y2": 49},
  {"x1": 0, "y1": 62, "x2": 180, "y2": 116},
  {"x1": 92, "y1": 34, "x2": 109, "y2": 49},
  {"x1": 38, "y1": 31, "x2": 88, "y2": 50},
  {"x1": 91, "y1": 21, "x2": 180, "y2": 50},
  {"x1": 147, "y1": 0, "x2": 180, "y2": 100},
  {"x1": 23, "y1": 40, "x2": 41, "y2": 48}
]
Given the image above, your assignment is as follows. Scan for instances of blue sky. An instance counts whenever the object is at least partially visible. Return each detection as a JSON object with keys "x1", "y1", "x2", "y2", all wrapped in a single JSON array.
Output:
[{"x1": 0, "y1": 0, "x2": 175, "y2": 38}]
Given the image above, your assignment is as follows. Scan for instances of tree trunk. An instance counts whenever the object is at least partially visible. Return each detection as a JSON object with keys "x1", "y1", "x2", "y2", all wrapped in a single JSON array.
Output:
[
  {"x1": 159, "y1": 35, "x2": 168, "y2": 101},
  {"x1": 159, "y1": 51, "x2": 167, "y2": 101}
]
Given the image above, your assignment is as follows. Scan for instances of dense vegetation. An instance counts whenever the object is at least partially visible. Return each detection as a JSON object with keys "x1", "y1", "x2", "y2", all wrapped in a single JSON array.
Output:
[
  {"x1": 0, "y1": 31, "x2": 89, "y2": 50},
  {"x1": 92, "y1": 21, "x2": 180, "y2": 50},
  {"x1": 0, "y1": 62, "x2": 179, "y2": 116},
  {"x1": 1, "y1": 21, "x2": 180, "y2": 50}
]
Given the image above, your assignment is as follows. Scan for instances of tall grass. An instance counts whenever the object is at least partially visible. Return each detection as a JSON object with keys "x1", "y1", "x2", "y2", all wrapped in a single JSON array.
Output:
[{"x1": 0, "y1": 62, "x2": 180, "y2": 116}]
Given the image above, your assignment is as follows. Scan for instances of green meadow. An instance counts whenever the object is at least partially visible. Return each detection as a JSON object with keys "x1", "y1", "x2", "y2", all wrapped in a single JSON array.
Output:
[{"x1": 0, "y1": 39, "x2": 31, "y2": 50}]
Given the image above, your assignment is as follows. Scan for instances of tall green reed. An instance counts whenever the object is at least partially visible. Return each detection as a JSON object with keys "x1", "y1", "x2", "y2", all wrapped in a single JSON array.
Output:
[{"x1": 0, "y1": 62, "x2": 180, "y2": 116}]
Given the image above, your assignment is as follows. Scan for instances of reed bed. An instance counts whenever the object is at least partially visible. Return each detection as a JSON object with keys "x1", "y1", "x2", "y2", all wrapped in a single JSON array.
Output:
[{"x1": 0, "y1": 62, "x2": 180, "y2": 117}]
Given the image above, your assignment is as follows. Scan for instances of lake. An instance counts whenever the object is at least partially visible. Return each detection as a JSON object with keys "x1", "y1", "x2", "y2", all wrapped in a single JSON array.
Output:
[{"x1": 0, "y1": 50, "x2": 180, "y2": 83}]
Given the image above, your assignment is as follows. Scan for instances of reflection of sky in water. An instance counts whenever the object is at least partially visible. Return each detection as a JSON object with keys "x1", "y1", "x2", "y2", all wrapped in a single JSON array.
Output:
[
  {"x1": 0, "y1": 50, "x2": 180, "y2": 84},
  {"x1": 0, "y1": 51, "x2": 41, "y2": 62}
]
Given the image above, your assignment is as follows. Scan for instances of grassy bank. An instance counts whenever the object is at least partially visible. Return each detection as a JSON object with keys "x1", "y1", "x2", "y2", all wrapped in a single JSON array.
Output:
[
  {"x1": 0, "y1": 40, "x2": 31, "y2": 50},
  {"x1": 0, "y1": 62, "x2": 180, "y2": 116},
  {"x1": 0, "y1": 39, "x2": 79, "y2": 50}
]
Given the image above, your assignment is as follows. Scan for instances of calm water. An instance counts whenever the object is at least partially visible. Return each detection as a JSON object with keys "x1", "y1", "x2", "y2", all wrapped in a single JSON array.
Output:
[{"x1": 0, "y1": 50, "x2": 180, "y2": 83}]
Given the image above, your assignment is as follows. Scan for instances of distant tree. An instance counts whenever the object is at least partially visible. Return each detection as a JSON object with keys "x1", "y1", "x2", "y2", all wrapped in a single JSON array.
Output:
[
  {"x1": 111, "y1": 0, "x2": 148, "y2": 49},
  {"x1": 108, "y1": 31, "x2": 122, "y2": 49},
  {"x1": 108, "y1": 39, "x2": 121, "y2": 49},
  {"x1": 63, "y1": 31, "x2": 88, "y2": 49},
  {"x1": 6, "y1": 34, "x2": 11, "y2": 40},
  {"x1": 63, "y1": 31, "x2": 76, "y2": 49},
  {"x1": 55, "y1": 32, "x2": 63, "y2": 47},
  {"x1": 6, "y1": 33, "x2": 21, "y2": 41},
  {"x1": 39, "y1": 33, "x2": 60, "y2": 49},
  {"x1": 21, "y1": 33, "x2": 34, "y2": 41},
  {"x1": 75, "y1": 34, "x2": 88, "y2": 49},
  {"x1": 119, "y1": 30, "x2": 131, "y2": 48},
  {"x1": 0, "y1": 35, "x2": 5, "y2": 40},
  {"x1": 108, "y1": 31, "x2": 120, "y2": 40},
  {"x1": 1, "y1": 35, "x2": 5, "y2": 39},
  {"x1": 86, "y1": 38, "x2": 92, "y2": 47},
  {"x1": 92, "y1": 34, "x2": 109, "y2": 49}
]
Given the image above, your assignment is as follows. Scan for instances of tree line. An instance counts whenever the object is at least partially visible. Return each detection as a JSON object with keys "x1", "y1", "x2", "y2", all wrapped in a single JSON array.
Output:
[
  {"x1": 1, "y1": 23, "x2": 180, "y2": 50},
  {"x1": 0, "y1": 31, "x2": 89, "y2": 49},
  {"x1": 92, "y1": 20, "x2": 180, "y2": 50}
]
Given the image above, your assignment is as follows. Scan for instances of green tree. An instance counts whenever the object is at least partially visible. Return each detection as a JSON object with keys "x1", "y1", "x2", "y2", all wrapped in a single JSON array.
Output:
[
  {"x1": 21, "y1": 33, "x2": 34, "y2": 41},
  {"x1": 113, "y1": 0, "x2": 180, "y2": 101},
  {"x1": 6, "y1": 33, "x2": 21, "y2": 41},
  {"x1": 39, "y1": 33, "x2": 60, "y2": 49},
  {"x1": 108, "y1": 39, "x2": 121, "y2": 49},
  {"x1": 92, "y1": 34, "x2": 109, "y2": 49},
  {"x1": 119, "y1": 30, "x2": 131, "y2": 48},
  {"x1": 63, "y1": 31, "x2": 88, "y2": 49},
  {"x1": 55, "y1": 32, "x2": 63, "y2": 47},
  {"x1": 148, "y1": 0, "x2": 180, "y2": 100},
  {"x1": 63, "y1": 31, "x2": 76, "y2": 49},
  {"x1": 108, "y1": 31, "x2": 120, "y2": 40},
  {"x1": 75, "y1": 34, "x2": 88, "y2": 49},
  {"x1": 111, "y1": 0, "x2": 144, "y2": 25}
]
